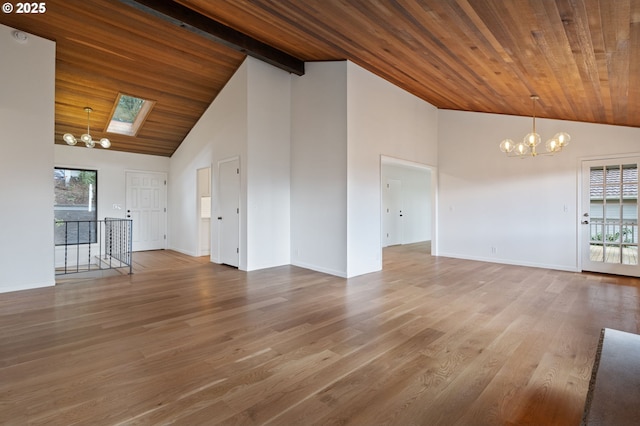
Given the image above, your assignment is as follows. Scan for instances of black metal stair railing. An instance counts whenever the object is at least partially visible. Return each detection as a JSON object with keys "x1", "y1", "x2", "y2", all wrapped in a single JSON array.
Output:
[{"x1": 54, "y1": 218, "x2": 133, "y2": 275}]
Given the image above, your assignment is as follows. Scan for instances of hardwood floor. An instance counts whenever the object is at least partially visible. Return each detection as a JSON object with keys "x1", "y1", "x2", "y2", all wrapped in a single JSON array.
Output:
[{"x1": 1, "y1": 244, "x2": 639, "y2": 425}]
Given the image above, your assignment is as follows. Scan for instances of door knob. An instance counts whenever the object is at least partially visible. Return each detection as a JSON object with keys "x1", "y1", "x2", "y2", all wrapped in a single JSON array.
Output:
[
  {"x1": 582, "y1": 220, "x2": 589, "y2": 224},
  {"x1": 583, "y1": 213, "x2": 589, "y2": 217},
  {"x1": 217, "y1": 217, "x2": 222, "y2": 220}
]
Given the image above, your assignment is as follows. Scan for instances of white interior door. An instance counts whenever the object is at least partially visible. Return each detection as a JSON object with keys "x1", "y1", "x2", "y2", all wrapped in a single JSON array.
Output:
[
  {"x1": 582, "y1": 158, "x2": 640, "y2": 276},
  {"x1": 126, "y1": 171, "x2": 167, "y2": 252},
  {"x1": 218, "y1": 158, "x2": 240, "y2": 267},
  {"x1": 383, "y1": 178, "x2": 402, "y2": 246}
]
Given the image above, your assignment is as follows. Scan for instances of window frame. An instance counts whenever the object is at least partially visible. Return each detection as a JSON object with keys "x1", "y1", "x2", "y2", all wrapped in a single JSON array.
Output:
[
  {"x1": 105, "y1": 92, "x2": 155, "y2": 137},
  {"x1": 54, "y1": 167, "x2": 98, "y2": 246}
]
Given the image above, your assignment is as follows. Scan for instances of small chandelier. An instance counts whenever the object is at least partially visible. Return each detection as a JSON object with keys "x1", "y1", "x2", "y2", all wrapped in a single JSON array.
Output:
[
  {"x1": 63, "y1": 107, "x2": 111, "y2": 149},
  {"x1": 499, "y1": 95, "x2": 570, "y2": 157}
]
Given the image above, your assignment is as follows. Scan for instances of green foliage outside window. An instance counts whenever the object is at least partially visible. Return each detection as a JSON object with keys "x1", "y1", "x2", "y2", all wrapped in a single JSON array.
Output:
[
  {"x1": 112, "y1": 95, "x2": 145, "y2": 124},
  {"x1": 592, "y1": 227, "x2": 635, "y2": 243},
  {"x1": 54, "y1": 168, "x2": 97, "y2": 245}
]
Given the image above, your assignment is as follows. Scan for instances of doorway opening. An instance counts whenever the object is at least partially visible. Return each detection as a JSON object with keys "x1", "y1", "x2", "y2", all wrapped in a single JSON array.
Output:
[
  {"x1": 381, "y1": 156, "x2": 436, "y2": 266},
  {"x1": 197, "y1": 167, "x2": 211, "y2": 257}
]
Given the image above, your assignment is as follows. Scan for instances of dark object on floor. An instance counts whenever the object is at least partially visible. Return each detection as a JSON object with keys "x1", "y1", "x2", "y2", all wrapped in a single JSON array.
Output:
[{"x1": 582, "y1": 328, "x2": 640, "y2": 425}]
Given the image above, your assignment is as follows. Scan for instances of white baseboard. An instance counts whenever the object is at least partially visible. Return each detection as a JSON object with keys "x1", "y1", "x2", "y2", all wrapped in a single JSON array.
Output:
[
  {"x1": 291, "y1": 261, "x2": 347, "y2": 278},
  {"x1": 0, "y1": 280, "x2": 55, "y2": 294},
  {"x1": 166, "y1": 246, "x2": 198, "y2": 257},
  {"x1": 437, "y1": 252, "x2": 579, "y2": 272}
]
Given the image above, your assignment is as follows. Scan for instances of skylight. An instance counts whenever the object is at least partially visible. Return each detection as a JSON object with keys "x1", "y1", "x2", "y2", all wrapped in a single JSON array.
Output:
[{"x1": 106, "y1": 93, "x2": 154, "y2": 136}]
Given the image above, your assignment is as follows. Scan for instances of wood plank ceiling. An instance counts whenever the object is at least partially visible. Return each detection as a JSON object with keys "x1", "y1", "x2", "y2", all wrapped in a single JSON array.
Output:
[
  {"x1": 1, "y1": 0, "x2": 245, "y2": 156},
  {"x1": 2, "y1": 0, "x2": 639, "y2": 157}
]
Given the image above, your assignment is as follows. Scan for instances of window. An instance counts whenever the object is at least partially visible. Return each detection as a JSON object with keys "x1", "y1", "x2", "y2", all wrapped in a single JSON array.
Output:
[
  {"x1": 54, "y1": 168, "x2": 97, "y2": 245},
  {"x1": 106, "y1": 93, "x2": 155, "y2": 136},
  {"x1": 589, "y1": 164, "x2": 638, "y2": 264}
]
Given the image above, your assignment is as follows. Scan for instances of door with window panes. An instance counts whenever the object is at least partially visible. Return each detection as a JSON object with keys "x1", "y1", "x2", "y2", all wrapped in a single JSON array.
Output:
[{"x1": 582, "y1": 158, "x2": 640, "y2": 276}]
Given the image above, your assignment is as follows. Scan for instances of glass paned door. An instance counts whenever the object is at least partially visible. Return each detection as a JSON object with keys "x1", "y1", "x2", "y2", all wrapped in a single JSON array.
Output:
[{"x1": 582, "y1": 159, "x2": 640, "y2": 276}]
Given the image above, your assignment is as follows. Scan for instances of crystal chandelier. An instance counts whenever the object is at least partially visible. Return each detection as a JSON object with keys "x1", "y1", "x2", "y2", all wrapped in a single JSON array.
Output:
[
  {"x1": 499, "y1": 95, "x2": 570, "y2": 157},
  {"x1": 63, "y1": 107, "x2": 111, "y2": 149}
]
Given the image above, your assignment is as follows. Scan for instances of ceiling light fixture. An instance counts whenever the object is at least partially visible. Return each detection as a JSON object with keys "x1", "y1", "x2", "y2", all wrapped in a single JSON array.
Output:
[
  {"x1": 63, "y1": 107, "x2": 111, "y2": 149},
  {"x1": 499, "y1": 95, "x2": 570, "y2": 157}
]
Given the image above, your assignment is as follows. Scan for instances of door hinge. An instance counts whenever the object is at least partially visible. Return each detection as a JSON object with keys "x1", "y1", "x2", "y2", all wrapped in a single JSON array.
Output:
[
  {"x1": 164, "y1": 234, "x2": 166, "y2": 240},
  {"x1": 236, "y1": 247, "x2": 239, "y2": 254},
  {"x1": 237, "y1": 207, "x2": 239, "y2": 214},
  {"x1": 164, "y1": 207, "x2": 166, "y2": 212},
  {"x1": 164, "y1": 180, "x2": 167, "y2": 185},
  {"x1": 237, "y1": 168, "x2": 239, "y2": 174}
]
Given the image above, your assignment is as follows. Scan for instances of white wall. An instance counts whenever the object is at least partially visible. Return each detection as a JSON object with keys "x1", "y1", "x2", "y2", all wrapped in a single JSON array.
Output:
[
  {"x1": 169, "y1": 61, "x2": 248, "y2": 258},
  {"x1": 438, "y1": 109, "x2": 640, "y2": 271},
  {"x1": 55, "y1": 145, "x2": 169, "y2": 220},
  {"x1": 290, "y1": 61, "x2": 438, "y2": 278},
  {"x1": 0, "y1": 25, "x2": 56, "y2": 293},
  {"x1": 170, "y1": 57, "x2": 291, "y2": 271},
  {"x1": 53, "y1": 145, "x2": 169, "y2": 268},
  {"x1": 246, "y1": 58, "x2": 291, "y2": 270},
  {"x1": 346, "y1": 62, "x2": 438, "y2": 276},
  {"x1": 381, "y1": 163, "x2": 431, "y2": 244},
  {"x1": 291, "y1": 61, "x2": 349, "y2": 276}
]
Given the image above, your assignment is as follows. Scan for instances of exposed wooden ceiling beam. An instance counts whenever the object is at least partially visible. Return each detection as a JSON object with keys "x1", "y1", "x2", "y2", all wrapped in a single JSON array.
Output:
[{"x1": 118, "y1": 0, "x2": 305, "y2": 76}]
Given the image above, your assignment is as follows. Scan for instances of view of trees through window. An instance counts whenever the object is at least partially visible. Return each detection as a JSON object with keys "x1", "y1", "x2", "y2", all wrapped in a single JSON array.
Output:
[
  {"x1": 54, "y1": 168, "x2": 97, "y2": 245},
  {"x1": 106, "y1": 93, "x2": 153, "y2": 136},
  {"x1": 112, "y1": 95, "x2": 145, "y2": 124}
]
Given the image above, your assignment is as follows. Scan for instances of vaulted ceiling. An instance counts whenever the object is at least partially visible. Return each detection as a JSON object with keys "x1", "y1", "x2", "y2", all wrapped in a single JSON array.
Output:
[{"x1": 2, "y1": 0, "x2": 639, "y2": 157}]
